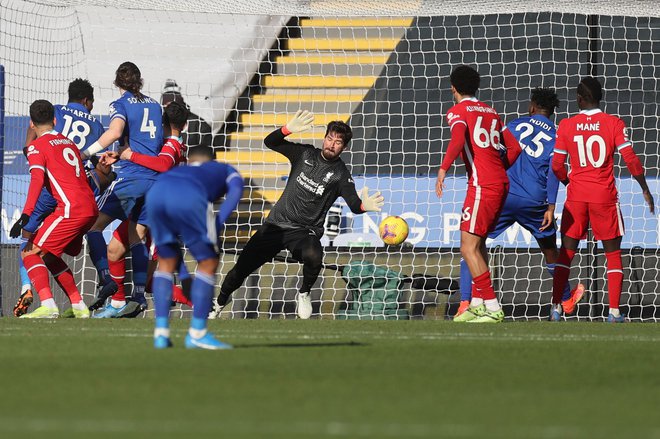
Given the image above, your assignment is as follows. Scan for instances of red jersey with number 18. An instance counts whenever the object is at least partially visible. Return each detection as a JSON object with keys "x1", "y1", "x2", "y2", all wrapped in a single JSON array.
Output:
[
  {"x1": 24, "y1": 131, "x2": 98, "y2": 218},
  {"x1": 554, "y1": 109, "x2": 629, "y2": 203},
  {"x1": 442, "y1": 97, "x2": 509, "y2": 187}
]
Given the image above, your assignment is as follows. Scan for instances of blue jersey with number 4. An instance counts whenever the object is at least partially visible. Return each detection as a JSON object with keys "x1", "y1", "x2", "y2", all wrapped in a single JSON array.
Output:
[
  {"x1": 109, "y1": 91, "x2": 163, "y2": 178},
  {"x1": 54, "y1": 102, "x2": 104, "y2": 155},
  {"x1": 505, "y1": 114, "x2": 560, "y2": 205}
]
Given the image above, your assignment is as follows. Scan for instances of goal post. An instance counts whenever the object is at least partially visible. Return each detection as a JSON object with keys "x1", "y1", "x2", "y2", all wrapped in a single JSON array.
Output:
[{"x1": 1, "y1": 0, "x2": 659, "y2": 320}]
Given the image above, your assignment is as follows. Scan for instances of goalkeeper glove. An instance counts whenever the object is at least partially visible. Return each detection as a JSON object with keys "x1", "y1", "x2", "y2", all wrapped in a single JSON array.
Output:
[
  {"x1": 10, "y1": 213, "x2": 30, "y2": 238},
  {"x1": 360, "y1": 187, "x2": 384, "y2": 212},
  {"x1": 285, "y1": 110, "x2": 315, "y2": 134}
]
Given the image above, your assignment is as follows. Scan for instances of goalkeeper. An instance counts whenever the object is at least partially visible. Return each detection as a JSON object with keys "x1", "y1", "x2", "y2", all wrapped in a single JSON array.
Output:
[{"x1": 210, "y1": 111, "x2": 384, "y2": 319}]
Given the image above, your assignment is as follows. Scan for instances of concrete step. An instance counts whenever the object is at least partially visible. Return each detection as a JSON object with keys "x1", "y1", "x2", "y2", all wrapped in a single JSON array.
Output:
[
  {"x1": 261, "y1": 88, "x2": 370, "y2": 96},
  {"x1": 300, "y1": 26, "x2": 408, "y2": 39},
  {"x1": 299, "y1": 18, "x2": 414, "y2": 27},
  {"x1": 286, "y1": 38, "x2": 400, "y2": 51},
  {"x1": 217, "y1": 150, "x2": 288, "y2": 165},
  {"x1": 276, "y1": 53, "x2": 391, "y2": 64},
  {"x1": 253, "y1": 99, "x2": 358, "y2": 114},
  {"x1": 226, "y1": 130, "x2": 326, "y2": 149},
  {"x1": 263, "y1": 75, "x2": 376, "y2": 88},
  {"x1": 275, "y1": 62, "x2": 386, "y2": 76},
  {"x1": 239, "y1": 112, "x2": 349, "y2": 127},
  {"x1": 242, "y1": 188, "x2": 283, "y2": 203}
]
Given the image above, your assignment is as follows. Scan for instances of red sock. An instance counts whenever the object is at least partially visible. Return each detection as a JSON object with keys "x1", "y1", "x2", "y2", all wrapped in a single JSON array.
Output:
[
  {"x1": 45, "y1": 256, "x2": 83, "y2": 304},
  {"x1": 605, "y1": 250, "x2": 623, "y2": 310},
  {"x1": 471, "y1": 282, "x2": 482, "y2": 299},
  {"x1": 109, "y1": 258, "x2": 126, "y2": 301},
  {"x1": 552, "y1": 248, "x2": 576, "y2": 304},
  {"x1": 22, "y1": 253, "x2": 53, "y2": 301},
  {"x1": 473, "y1": 271, "x2": 496, "y2": 300},
  {"x1": 172, "y1": 285, "x2": 193, "y2": 307}
]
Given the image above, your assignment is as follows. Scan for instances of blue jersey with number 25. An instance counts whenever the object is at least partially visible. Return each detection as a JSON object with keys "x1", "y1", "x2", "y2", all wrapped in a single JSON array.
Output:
[
  {"x1": 54, "y1": 102, "x2": 105, "y2": 155},
  {"x1": 505, "y1": 114, "x2": 560, "y2": 205},
  {"x1": 109, "y1": 91, "x2": 163, "y2": 178}
]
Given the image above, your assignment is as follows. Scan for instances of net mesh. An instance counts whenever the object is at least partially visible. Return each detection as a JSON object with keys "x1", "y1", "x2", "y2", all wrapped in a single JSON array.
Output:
[{"x1": 1, "y1": 0, "x2": 658, "y2": 320}]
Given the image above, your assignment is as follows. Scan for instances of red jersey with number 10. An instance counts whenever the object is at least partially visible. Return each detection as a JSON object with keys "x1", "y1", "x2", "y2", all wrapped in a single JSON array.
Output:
[
  {"x1": 25, "y1": 131, "x2": 98, "y2": 218},
  {"x1": 554, "y1": 109, "x2": 630, "y2": 203},
  {"x1": 443, "y1": 97, "x2": 509, "y2": 187}
]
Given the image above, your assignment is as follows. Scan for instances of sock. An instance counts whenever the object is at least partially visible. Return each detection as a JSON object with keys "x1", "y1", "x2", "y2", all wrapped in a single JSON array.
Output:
[
  {"x1": 45, "y1": 256, "x2": 83, "y2": 305},
  {"x1": 111, "y1": 300, "x2": 126, "y2": 308},
  {"x1": 552, "y1": 248, "x2": 576, "y2": 304},
  {"x1": 41, "y1": 297, "x2": 57, "y2": 309},
  {"x1": 473, "y1": 271, "x2": 497, "y2": 302},
  {"x1": 190, "y1": 271, "x2": 215, "y2": 332},
  {"x1": 484, "y1": 298, "x2": 501, "y2": 312},
  {"x1": 547, "y1": 263, "x2": 572, "y2": 302},
  {"x1": 605, "y1": 250, "x2": 623, "y2": 311},
  {"x1": 152, "y1": 271, "x2": 173, "y2": 321},
  {"x1": 18, "y1": 239, "x2": 32, "y2": 291},
  {"x1": 108, "y1": 258, "x2": 126, "y2": 301},
  {"x1": 470, "y1": 281, "x2": 484, "y2": 307},
  {"x1": 459, "y1": 258, "x2": 472, "y2": 302},
  {"x1": 610, "y1": 308, "x2": 621, "y2": 318},
  {"x1": 87, "y1": 231, "x2": 110, "y2": 285},
  {"x1": 22, "y1": 253, "x2": 53, "y2": 302},
  {"x1": 130, "y1": 242, "x2": 149, "y2": 300},
  {"x1": 72, "y1": 302, "x2": 87, "y2": 311}
]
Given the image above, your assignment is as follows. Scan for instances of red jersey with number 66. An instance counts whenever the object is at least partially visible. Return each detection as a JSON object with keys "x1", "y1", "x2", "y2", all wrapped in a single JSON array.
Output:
[
  {"x1": 24, "y1": 130, "x2": 98, "y2": 218},
  {"x1": 441, "y1": 97, "x2": 510, "y2": 187},
  {"x1": 554, "y1": 109, "x2": 630, "y2": 203}
]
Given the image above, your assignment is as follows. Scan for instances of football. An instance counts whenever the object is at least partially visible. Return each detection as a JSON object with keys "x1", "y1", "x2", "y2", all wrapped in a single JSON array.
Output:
[{"x1": 379, "y1": 216, "x2": 409, "y2": 245}]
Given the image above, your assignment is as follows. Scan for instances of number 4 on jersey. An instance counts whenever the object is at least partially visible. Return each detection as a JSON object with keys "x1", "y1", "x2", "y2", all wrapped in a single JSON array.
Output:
[{"x1": 141, "y1": 108, "x2": 157, "y2": 139}]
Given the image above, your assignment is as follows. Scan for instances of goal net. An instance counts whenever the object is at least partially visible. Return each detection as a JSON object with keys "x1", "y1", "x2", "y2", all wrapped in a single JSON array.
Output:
[{"x1": 1, "y1": 0, "x2": 658, "y2": 320}]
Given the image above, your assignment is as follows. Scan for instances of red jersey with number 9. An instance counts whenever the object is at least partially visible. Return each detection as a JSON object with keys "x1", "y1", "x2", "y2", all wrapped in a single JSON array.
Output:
[
  {"x1": 554, "y1": 109, "x2": 629, "y2": 203},
  {"x1": 445, "y1": 97, "x2": 508, "y2": 187},
  {"x1": 25, "y1": 131, "x2": 98, "y2": 218}
]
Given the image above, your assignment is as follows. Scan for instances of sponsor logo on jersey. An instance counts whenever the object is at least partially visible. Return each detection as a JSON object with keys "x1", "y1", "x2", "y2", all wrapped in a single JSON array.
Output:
[
  {"x1": 26, "y1": 145, "x2": 39, "y2": 156},
  {"x1": 304, "y1": 159, "x2": 313, "y2": 166},
  {"x1": 447, "y1": 112, "x2": 460, "y2": 122},
  {"x1": 296, "y1": 171, "x2": 325, "y2": 196},
  {"x1": 323, "y1": 171, "x2": 334, "y2": 182}
]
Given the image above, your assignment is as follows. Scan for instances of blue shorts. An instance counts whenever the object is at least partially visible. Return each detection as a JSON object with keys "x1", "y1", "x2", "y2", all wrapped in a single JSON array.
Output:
[
  {"x1": 97, "y1": 176, "x2": 154, "y2": 225},
  {"x1": 146, "y1": 178, "x2": 217, "y2": 262},
  {"x1": 489, "y1": 192, "x2": 557, "y2": 241},
  {"x1": 24, "y1": 189, "x2": 57, "y2": 233}
]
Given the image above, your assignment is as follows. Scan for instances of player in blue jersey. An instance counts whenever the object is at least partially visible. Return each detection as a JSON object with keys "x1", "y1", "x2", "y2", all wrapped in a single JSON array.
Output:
[
  {"x1": 147, "y1": 145, "x2": 243, "y2": 349},
  {"x1": 12, "y1": 79, "x2": 114, "y2": 317},
  {"x1": 80, "y1": 62, "x2": 163, "y2": 315},
  {"x1": 454, "y1": 88, "x2": 585, "y2": 322}
]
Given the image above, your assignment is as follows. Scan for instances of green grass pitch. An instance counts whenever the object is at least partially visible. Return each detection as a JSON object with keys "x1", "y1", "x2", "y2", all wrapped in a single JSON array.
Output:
[{"x1": 1, "y1": 319, "x2": 659, "y2": 438}]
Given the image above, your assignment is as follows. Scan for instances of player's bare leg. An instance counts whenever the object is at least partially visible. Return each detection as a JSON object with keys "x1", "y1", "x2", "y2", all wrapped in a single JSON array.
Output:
[
  {"x1": 550, "y1": 235, "x2": 580, "y2": 321},
  {"x1": 602, "y1": 236, "x2": 624, "y2": 323},
  {"x1": 539, "y1": 238, "x2": 585, "y2": 316},
  {"x1": 456, "y1": 231, "x2": 503, "y2": 323}
]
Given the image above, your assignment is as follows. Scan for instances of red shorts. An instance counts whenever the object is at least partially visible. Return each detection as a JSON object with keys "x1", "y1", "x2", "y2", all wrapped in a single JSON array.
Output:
[
  {"x1": 112, "y1": 219, "x2": 156, "y2": 260},
  {"x1": 32, "y1": 214, "x2": 97, "y2": 257},
  {"x1": 560, "y1": 200, "x2": 624, "y2": 241},
  {"x1": 460, "y1": 183, "x2": 508, "y2": 237}
]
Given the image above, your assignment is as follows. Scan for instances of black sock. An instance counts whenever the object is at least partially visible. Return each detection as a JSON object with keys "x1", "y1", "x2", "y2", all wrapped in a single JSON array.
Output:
[{"x1": 217, "y1": 290, "x2": 233, "y2": 306}]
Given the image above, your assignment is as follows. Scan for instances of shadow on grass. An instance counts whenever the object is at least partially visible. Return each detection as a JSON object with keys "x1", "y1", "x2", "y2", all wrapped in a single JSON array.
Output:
[{"x1": 234, "y1": 341, "x2": 367, "y2": 349}]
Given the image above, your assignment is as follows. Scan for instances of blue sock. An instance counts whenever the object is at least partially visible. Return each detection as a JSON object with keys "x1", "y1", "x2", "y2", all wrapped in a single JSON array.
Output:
[
  {"x1": 130, "y1": 242, "x2": 149, "y2": 298},
  {"x1": 191, "y1": 271, "x2": 215, "y2": 330},
  {"x1": 18, "y1": 239, "x2": 31, "y2": 289},
  {"x1": 152, "y1": 271, "x2": 173, "y2": 324},
  {"x1": 547, "y1": 264, "x2": 572, "y2": 302},
  {"x1": 87, "y1": 231, "x2": 110, "y2": 285},
  {"x1": 178, "y1": 258, "x2": 190, "y2": 281},
  {"x1": 459, "y1": 258, "x2": 473, "y2": 302}
]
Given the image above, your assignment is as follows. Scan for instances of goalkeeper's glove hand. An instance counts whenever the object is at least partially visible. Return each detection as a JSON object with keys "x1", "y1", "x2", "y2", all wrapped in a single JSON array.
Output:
[
  {"x1": 360, "y1": 187, "x2": 384, "y2": 212},
  {"x1": 10, "y1": 213, "x2": 30, "y2": 238},
  {"x1": 285, "y1": 110, "x2": 315, "y2": 134}
]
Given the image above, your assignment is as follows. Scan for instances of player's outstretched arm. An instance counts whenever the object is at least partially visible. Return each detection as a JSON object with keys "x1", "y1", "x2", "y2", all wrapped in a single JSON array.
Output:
[
  {"x1": 216, "y1": 171, "x2": 244, "y2": 231},
  {"x1": 264, "y1": 110, "x2": 314, "y2": 160},
  {"x1": 81, "y1": 117, "x2": 125, "y2": 160}
]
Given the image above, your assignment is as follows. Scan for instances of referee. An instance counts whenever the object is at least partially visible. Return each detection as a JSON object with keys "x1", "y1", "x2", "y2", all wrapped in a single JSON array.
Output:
[{"x1": 211, "y1": 111, "x2": 384, "y2": 319}]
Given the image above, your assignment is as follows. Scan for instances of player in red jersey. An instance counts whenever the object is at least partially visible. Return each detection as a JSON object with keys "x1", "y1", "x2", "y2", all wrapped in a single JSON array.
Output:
[
  {"x1": 436, "y1": 65, "x2": 522, "y2": 323},
  {"x1": 551, "y1": 77, "x2": 654, "y2": 323},
  {"x1": 10, "y1": 100, "x2": 99, "y2": 318},
  {"x1": 91, "y1": 101, "x2": 190, "y2": 317}
]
